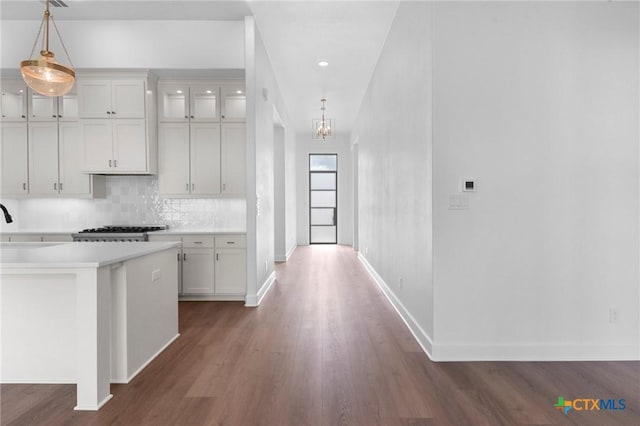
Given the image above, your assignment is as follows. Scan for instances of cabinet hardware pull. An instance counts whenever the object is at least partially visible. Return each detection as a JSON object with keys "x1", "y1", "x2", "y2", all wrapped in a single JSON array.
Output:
[
  {"x1": 23, "y1": 183, "x2": 26, "y2": 191},
  {"x1": 192, "y1": 183, "x2": 195, "y2": 191},
  {"x1": 58, "y1": 115, "x2": 62, "y2": 118},
  {"x1": 109, "y1": 160, "x2": 112, "y2": 167},
  {"x1": 112, "y1": 111, "x2": 116, "y2": 115},
  {"x1": 227, "y1": 241, "x2": 235, "y2": 244},
  {"x1": 54, "y1": 183, "x2": 57, "y2": 190},
  {"x1": 177, "y1": 253, "x2": 180, "y2": 261},
  {"x1": 190, "y1": 115, "x2": 194, "y2": 119},
  {"x1": 52, "y1": 115, "x2": 56, "y2": 118},
  {"x1": 186, "y1": 183, "x2": 189, "y2": 191},
  {"x1": 184, "y1": 115, "x2": 188, "y2": 119},
  {"x1": 216, "y1": 253, "x2": 219, "y2": 261},
  {"x1": 114, "y1": 160, "x2": 117, "y2": 167},
  {"x1": 194, "y1": 241, "x2": 203, "y2": 244},
  {"x1": 60, "y1": 183, "x2": 63, "y2": 191},
  {"x1": 107, "y1": 111, "x2": 111, "y2": 115},
  {"x1": 21, "y1": 115, "x2": 25, "y2": 118},
  {"x1": 183, "y1": 253, "x2": 186, "y2": 261}
]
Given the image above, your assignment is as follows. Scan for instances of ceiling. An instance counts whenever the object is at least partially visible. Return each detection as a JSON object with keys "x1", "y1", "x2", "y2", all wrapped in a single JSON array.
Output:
[{"x1": 1, "y1": 0, "x2": 400, "y2": 137}]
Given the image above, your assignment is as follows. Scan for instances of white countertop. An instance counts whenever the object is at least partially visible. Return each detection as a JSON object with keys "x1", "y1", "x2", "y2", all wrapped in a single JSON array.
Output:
[
  {"x1": 149, "y1": 228, "x2": 246, "y2": 235},
  {"x1": 0, "y1": 241, "x2": 180, "y2": 269},
  {"x1": 0, "y1": 228, "x2": 80, "y2": 235}
]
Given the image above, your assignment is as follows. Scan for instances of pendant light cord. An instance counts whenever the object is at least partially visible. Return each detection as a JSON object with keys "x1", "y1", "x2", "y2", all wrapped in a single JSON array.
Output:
[
  {"x1": 27, "y1": 17, "x2": 46, "y2": 59},
  {"x1": 51, "y1": 17, "x2": 74, "y2": 67}
]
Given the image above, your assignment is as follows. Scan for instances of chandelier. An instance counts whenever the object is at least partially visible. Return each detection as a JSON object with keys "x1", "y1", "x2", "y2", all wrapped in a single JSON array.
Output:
[
  {"x1": 312, "y1": 98, "x2": 335, "y2": 142},
  {"x1": 20, "y1": 0, "x2": 75, "y2": 97}
]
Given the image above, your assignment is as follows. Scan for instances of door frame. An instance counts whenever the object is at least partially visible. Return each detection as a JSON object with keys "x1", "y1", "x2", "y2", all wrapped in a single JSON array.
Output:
[{"x1": 309, "y1": 153, "x2": 338, "y2": 244}]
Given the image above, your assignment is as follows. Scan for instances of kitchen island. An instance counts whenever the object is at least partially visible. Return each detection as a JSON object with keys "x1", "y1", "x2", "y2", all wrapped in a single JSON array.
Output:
[{"x1": 0, "y1": 241, "x2": 181, "y2": 411}]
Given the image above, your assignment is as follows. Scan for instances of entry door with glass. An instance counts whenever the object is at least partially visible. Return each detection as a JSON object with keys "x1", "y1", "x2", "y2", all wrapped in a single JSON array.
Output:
[{"x1": 309, "y1": 154, "x2": 337, "y2": 244}]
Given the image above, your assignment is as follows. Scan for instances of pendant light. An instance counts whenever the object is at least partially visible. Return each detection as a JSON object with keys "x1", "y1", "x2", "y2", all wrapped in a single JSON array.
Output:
[
  {"x1": 312, "y1": 98, "x2": 335, "y2": 142},
  {"x1": 20, "y1": 0, "x2": 75, "y2": 97}
]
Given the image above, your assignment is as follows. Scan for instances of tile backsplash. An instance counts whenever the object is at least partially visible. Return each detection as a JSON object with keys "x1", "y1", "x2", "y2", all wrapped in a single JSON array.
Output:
[{"x1": 0, "y1": 176, "x2": 246, "y2": 230}]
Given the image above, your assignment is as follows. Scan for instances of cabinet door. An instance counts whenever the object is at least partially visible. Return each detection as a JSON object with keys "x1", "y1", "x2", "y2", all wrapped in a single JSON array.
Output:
[
  {"x1": 77, "y1": 80, "x2": 112, "y2": 118},
  {"x1": 59, "y1": 93, "x2": 79, "y2": 121},
  {"x1": 82, "y1": 119, "x2": 113, "y2": 172},
  {"x1": 28, "y1": 122, "x2": 59, "y2": 195},
  {"x1": 1, "y1": 122, "x2": 29, "y2": 194},
  {"x1": 158, "y1": 123, "x2": 190, "y2": 195},
  {"x1": 182, "y1": 249, "x2": 215, "y2": 295},
  {"x1": 158, "y1": 83, "x2": 189, "y2": 122},
  {"x1": 1, "y1": 80, "x2": 27, "y2": 121},
  {"x1": 190, "y1": 123, "x2": 221, "y2": 196},
  {"x1": 113, "y1": 119, "x2": 147, "y2": 172},
  {"x1": 59, "y1": 122, "x2": 92, "y2": 196},
  {"x1": 214, "y1": 249, "x2": 246, "y2": 294},
  {"x1": 221, "y1": 123, "x2": 246, "y2": 195},
  {"x1": 111, "y1": 80, "x2": 145, "y2": 118},
  {"x1": 29, "y1": 92, "x2": 58, "y2": 122},
  {"x1": 220, "y1": 86, "x2": 246, "y2": 122},
  {"x1": 190, "y1": 85, "x2": 219, "y2": 122}
]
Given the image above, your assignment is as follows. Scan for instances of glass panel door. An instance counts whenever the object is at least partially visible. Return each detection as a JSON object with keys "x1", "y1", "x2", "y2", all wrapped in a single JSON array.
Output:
[{"x1": 309, "y1": 154, "x2": 337, "y2": 244}]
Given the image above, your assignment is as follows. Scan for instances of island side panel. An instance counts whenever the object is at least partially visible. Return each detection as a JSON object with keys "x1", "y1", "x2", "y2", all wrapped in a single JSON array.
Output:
[
  {"x1": 0, "y1": 273, "x2": 77, "y2": 383},
  {"x1": 124, "y1": 248, "x2": 180, "y2": 381}
]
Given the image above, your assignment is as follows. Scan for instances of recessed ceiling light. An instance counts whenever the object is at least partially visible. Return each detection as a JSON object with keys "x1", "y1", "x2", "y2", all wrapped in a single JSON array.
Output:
[
  {"x1": 206, "y1": 90, "x2": 212, "y2": 94},
  {"x1": 176, "y1": 90, "x2": 183, "y2": 94},
  {"x1": 318, "y1": 61, "x2": 329, "y2": 67},
  {"x1": 236, "y1": 90, "x2": 243, "y2": 94}
]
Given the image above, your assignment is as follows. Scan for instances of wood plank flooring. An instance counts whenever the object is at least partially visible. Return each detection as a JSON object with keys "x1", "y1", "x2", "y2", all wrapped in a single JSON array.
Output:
[{"x1": 2, "y1": 244, "x2": 639, "y2": 425}]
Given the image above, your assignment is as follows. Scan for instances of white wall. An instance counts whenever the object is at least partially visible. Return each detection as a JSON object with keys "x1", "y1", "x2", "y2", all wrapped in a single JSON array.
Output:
[
  {"x1": 351, "y1": 2, "x2": 434, "y2": 347},
  {"x1": 296, "y1": 133, "x2": 353, "y2": 246},
  {"x1": 1, "y1": 20, "x2": 244, "y2": 69},
  {"x1": 245, "y1": 17, "x2": 296, "y2": 306},
  {"x1": 432, "y1": 2, "x2": 639, "y2": 360},
  {"x1": 353, "y1": 1, "x2": 639, "y2": 361}
]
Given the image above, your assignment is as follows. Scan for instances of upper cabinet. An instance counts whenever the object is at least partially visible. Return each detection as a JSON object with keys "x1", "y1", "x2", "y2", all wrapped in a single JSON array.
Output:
[
  {"x1": 1, "y1": 80, "x2": 27, "y2": 122},
  {"x1": 29, "y1": 90, "x2": 78, "y2": 122},
  {"x1": 77, "y1": 79, "x2": 145, "y2": 119},
  {"x1": 158, "y1": 81, "x2": 245, "y2": 123},
  {"x1": 77, "y1": 72, "x2": 157, "y2": 175},
  {"x1": 158, "y1": 82, "x2": 219, "y2": 122},
  {"x1": 220, "y1": 85, "x2": 246, "y2": 122}
]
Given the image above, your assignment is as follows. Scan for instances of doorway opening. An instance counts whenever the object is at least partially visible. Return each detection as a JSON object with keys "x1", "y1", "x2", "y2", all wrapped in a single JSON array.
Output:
[{"x1": 309, "y1": 154, "x2": 337, "y2": 244}]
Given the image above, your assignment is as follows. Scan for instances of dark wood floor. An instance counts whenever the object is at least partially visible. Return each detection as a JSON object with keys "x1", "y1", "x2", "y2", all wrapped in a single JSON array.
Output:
[{"x1": 2, "y1": 245, "x2": 639, "y2": 425}]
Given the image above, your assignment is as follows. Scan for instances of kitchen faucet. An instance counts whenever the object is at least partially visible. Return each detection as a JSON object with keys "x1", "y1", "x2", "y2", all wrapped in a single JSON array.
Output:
[{"x1": 0, "y1": 203, "x2": 13, "y2": 223}]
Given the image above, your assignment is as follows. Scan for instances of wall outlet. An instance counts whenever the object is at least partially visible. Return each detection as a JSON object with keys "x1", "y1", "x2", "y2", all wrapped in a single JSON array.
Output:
[
  {"x1": 609, "y1": 308, "x2": 620, "y2": 324},
  {"x1": 151, "y1": 269, "x2": 161, "y2": 282}
]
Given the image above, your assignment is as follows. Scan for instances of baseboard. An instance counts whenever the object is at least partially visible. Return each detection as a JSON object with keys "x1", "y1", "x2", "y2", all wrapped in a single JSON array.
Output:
[
  {"x1": 179, "y1": 295, "x2": 245, "y2": 301},
  {"x1": 431, "y1": 342, "x2": 640, "y2": 361},
  {"x1": 245, "y1": 270, "x2": 276, "y2": 307},
  {"x1": 357, "y1": 253, "x2": 434, "y2": 359},
  {"x1": 358, "y1": 254, "x2": 639, "y2": 361},
  {"x1": 276, "y1": 244, "x2": 297, "y2": 262},
  {"x1": 111, "y1": 333, "x2": 180, "y2": 384}
]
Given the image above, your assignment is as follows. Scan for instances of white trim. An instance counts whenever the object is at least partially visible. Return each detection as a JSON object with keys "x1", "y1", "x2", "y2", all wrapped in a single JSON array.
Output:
[
  {"x1": 245, "y1": 270, "x2": 276, "y2": 307},
  {"x1": 275, "y1": 244, "x2": 297, "y2": 262},
  {"x1": 179, "y1": 295, "x2": 245, "y2": 302},
  {"x1": 357, "y1": 253, "x2": 434, "y2": 359},
  {"x1": 111, "y1": 333, "x2": 180, "y2": 384},
  {"x1": 74, "y1": 393, "x2": 113, "y2": 411}
]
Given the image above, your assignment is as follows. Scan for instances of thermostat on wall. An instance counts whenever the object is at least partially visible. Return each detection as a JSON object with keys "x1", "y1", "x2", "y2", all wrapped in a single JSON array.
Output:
[{"x1": 462, "y1": 179, "x2": 475, "y2": 192}]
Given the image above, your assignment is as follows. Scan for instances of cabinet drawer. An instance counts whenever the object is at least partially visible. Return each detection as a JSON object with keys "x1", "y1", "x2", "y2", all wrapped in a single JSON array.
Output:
[
  {"x1": 148, "y1": 234, "x2": 183, "y2": 244},
  {"x1": 183, "y1": 235, "x2": 214, "y2": 248},
  {"x1": 215, "y1": 235, "x2": 246, "y2": 248}
]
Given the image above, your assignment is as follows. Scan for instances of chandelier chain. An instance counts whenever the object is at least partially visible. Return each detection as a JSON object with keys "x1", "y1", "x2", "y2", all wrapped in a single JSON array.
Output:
[
  {"x1": 28, "y1": 16, "x2": 46, "y2": 59},
  {"x1": 51, "y1": 16, "x2": 74, "y2": 67}
]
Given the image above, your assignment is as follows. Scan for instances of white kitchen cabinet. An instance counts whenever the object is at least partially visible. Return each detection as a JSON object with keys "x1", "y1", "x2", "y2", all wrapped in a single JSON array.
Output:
[
  {"x1": 158, "y1": 82, "x2": 219, "y2": 123},
  {"x1": 78, "y1": 73, "x2": 157, "y2": 175},
  {"x1": 7, "y1": 234, "x2": 42, "y2": 242},
  {"x1": 82, "y1": 119, "x2": 148, "y2": 173},
  {"x1": 158, "y1": 122, "x2": 221, "y2": 197},
  {"x1": 1, "y1": 122, "x2": 29, "y2": 196},
  {"x1": 1, "y1": 80, "x2": 27, "y2": 122},
  {"x1": 182, "y1": 249, "x2": 215, "y2": 295},
  {"x1": 214, "y1": 235, "x2": 246, "y2": 295},
  {"x1": 41, "y1": 234, "x2": 73, "y2": 242},
  {"x1": 221, "y1": 123, "x2": 246, "y2": 195},
  {"x1": 29, "y1": 122, "x2": 105, "y2": 197},
  {"x1": 77, "y1": 79, "x2": 145, "y2": 119},
  {"x1": 28, "y1": 90, "x2": 78, "y2": 122},
  {"x1": 220, "y1": 85, "x2": 246, "y2": 122}
]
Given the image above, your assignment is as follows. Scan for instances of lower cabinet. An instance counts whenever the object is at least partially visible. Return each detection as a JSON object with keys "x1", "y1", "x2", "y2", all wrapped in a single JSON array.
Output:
[
  {"x1": 148, "y1": 233, "x2": 246, "y2": 299},
  {"x1": 1, "y1": 233, "x2": 73, "y2": 242}
]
